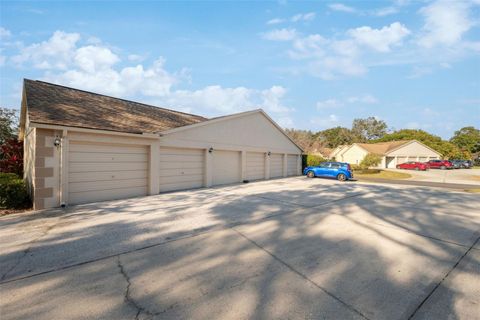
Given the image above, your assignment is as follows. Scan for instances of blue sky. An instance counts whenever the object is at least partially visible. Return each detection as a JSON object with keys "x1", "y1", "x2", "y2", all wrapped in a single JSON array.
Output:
[{"x1": 0, "y1": 0, "x2": 479, "y2": 139}]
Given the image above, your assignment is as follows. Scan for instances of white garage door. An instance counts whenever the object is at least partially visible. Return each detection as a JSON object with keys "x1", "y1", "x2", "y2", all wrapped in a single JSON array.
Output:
[
  {"x1": 287, "y1": 154, "x2": 299, "y2": 176},
  {"x1": 68, "y1": 142, "x2": 148, "y2": 205},
  {"x1": 159, "y1": 147, "x2": 205, "y2": 192},
  {"x1": 397, "y1": 157, "x2": 407, "y2": 164},
  {"x1": 419, "y1": 156, "x2": 428, "y2": 162},
  {"x1": 213, "y1": 150, "x2": 241, "y2": 186},
  {"x1": 270, "y1": 153, "x2": 283, "y2": 178},
  {"x1": 246, "y1": 152, "x2": 265, "y2": 181}
]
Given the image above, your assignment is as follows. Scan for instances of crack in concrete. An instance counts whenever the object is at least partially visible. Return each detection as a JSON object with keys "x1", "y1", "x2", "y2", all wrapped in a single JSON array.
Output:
[{"x1": 116, "y1": 256, "x2": 152, "y2": 320}]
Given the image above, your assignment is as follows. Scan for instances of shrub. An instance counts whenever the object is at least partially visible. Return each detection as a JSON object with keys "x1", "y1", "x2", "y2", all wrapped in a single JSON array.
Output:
[
  {"x1": 350, "y1": 164, "x2": 361, "y2": 171},
  {"x1": 303, "y1": 154, "x2": 326, "y2": 167},
  {"x1": 359, "y1": 153, "x2": 382, "y2": 170},
  {"x1": 0, "y1": 173, "x2": 31, "y2": 209},
  {"x1": 0, "y1": 138, "x2": 23, "y2": 176}
]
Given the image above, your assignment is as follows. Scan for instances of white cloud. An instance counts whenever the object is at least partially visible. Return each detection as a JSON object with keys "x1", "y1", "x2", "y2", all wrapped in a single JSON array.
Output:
[
  {"x1": 348, "y1": 22, "x2": 410, "y2": 52},
  {"x1": 346, "y1": 94, "x2": 378, "y2": 104},
  {"x1": 267, "y1": 18, "x2": 285, "y2": 25},
  {"x1": 0, "y1": 27, "x2": 11, "y2": 39},
  {"x1": 373, "y1": 6, "x2": 399, "y2": 16},
  {"x1": 13, "y1": 31, "x2": 294, "y2": 124},
  {"x1": 128, "y1": 54, "x2": 146, "y2": 62},
  {"x1": 291, "y1": 12, "x2": 316, "y2": 22},
  {"x1": 418, "y1": 0, "x2": 473, "y2": 48},
  {"x1": 74, "y1": 45, "x2": 120, "y2": 73},
  {"x1": 310, "y1": 114, "x2": 339, "y2": 129},
  {"x1": 288, "y1": 34, "x2": 326, "y2": 59},
  {"x1": 317, "y1": 94, "x2": 378, "y2": 109},
  {"x1": 164, "y1": 85, "x2": 292, "y2": 116},
  {"x1": 316, "y1": 99, "x2": 343, "y2": 109},
  {"x1": 12, "y1": 31, "x2": 81, "y2": 69},
  {"x1": 328, "y1": 3, "x2": 356, "y2": 13},
  {"x1": 262, "y1": 28, "x2": 297, "y2": 41}
]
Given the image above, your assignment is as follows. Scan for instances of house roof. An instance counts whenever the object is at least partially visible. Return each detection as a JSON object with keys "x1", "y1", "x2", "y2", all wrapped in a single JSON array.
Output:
[
  {"x1": 356, "y1": 140, "x2": 412, "y2": 155},
  {"x1": 22, "y1": 79, "x2": 208, "y2": 135}
]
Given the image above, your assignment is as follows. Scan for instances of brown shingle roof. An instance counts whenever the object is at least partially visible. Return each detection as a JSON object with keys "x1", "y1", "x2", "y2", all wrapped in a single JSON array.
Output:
[
  {"x1": 23, "y1": 79, "x2": 207, "y2": 134},
  {"x1": 356, "y1": 140, "x2": 412, "y2": 155}
]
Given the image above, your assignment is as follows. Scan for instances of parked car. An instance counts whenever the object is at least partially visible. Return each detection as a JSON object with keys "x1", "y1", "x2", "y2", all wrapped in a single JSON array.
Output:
[
  {"x1": 450, "y1": 159, "x2": 473, "y2": 169},
  {"x1": 304, "y1": 162, "x2": 353, "y2": 181},
  {"x1": 396, "y1": 161, "x2": 429, "y2": 171},
  {"x1": 426, "y1": 159, "x2": 453, "y2": 170}
]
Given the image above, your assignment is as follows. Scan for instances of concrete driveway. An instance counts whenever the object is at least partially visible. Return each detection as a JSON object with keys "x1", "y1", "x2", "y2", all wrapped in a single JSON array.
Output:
[{"x1": 1, "y1": 177, "x2": 479, "y2": 320}]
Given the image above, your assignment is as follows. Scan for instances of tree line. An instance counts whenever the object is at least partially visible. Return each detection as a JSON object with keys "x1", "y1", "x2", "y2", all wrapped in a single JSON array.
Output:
[{"x1": 285, "y1": 117, "x2": 480, "y2": 159}]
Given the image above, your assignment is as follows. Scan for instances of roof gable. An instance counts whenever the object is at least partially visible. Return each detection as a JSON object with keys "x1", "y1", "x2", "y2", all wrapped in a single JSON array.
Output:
[
  {"x1": 161, "y1": 110, "x2": 303, "y2": 153},
  {"x1": 22, "y1": 79, "x2": 207, "y2": 135},
  {"x1": 355, "y1": 140, "x2": 412, "y2": 155}
]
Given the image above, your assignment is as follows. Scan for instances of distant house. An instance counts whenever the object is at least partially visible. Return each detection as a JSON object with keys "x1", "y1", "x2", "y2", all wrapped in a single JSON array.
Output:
[
  {"x1": 312, "y1": 147, "x2": 333, "y2": 159},
  {"x1": 330, "y1": 145, "x2": 350, "y2": 160},
  {"x1": 335, "y1": 140, "x2": 442, "y2": 168}
]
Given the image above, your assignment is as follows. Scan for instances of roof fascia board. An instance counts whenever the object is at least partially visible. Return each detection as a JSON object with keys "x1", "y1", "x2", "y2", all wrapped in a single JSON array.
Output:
[{"x1": 30, "y1": 122, "x2": 161, "y2": 139}]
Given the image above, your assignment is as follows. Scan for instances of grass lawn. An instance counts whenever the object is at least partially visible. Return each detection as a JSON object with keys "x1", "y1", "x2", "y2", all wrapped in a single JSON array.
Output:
[{"x1": 354, "y1": 169, "x2": 412, "y2": 180}]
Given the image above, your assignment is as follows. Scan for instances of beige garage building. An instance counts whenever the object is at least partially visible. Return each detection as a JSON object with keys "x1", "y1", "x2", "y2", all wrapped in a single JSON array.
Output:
[
  {"x1": 336, "y1": 140, "x2": 441, "y2": 168},
  {"x1": 20, "y1": 80, "x2": 302, "y2": 209}
]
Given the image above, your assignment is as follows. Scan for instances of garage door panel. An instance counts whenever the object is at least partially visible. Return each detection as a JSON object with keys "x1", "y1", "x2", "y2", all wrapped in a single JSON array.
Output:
[
  {"x1": 159, "y1": 174, "x2": 204, "y2": 185},
  {"x1": 159, "y1": 147, "x2": 205, "y2": 193},
  {"x1": 69, "y1": 187, "x2": 148, "y2": 205},
  {"x1": 287, "y1": 155, "x2": 298, "y2": 176},
  {"x1": 213, "y1": 150, "x2": 241, "y2": 186},
  {"x1": 159, "y1": 181, "x2": 204, "y2": 193},
  {"x1": 69, "y1": 162, "x2": 148, "y2": 173},
  {"x1": 69, "y1": 170, "x2": 148, "y2": 183},
  {"x1": 159, "y1": 154, "x2": 204, "y2": 162},
  {"x1": 246, "y1": 152, "x2": 265, "y2": 181},
  {"x1": 397, "y1": 157, "x2": 407, "y2": 164},
  {"x1": 69, "y1": 178, "x2": 147, "y2": 193},
  {"x1": 159, "y1": 167, "x2": 204, "y2": 177},
  {"x1": 69, "y1": 143, "x2": 146, "y2": 154},
  {"x1": 68, "y1": 142, "x2": 148, "y2": 205},
  {"x1": 270, "y1": 153, "x2": 283, "y2": 178},
  {"x1": 69, "y1": 152, "x2": 148, "y2": 163},
  {"x1": 419, "y1": 157, "x2": 428, "y2": 162}
]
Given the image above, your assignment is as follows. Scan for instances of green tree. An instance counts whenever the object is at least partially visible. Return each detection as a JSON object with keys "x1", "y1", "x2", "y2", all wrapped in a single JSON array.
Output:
[
  {"x1": 317, "y1": 127, "x2": 357, "y2": 148},
  {"x1": 450, "y1": 126, "x2": 480, "y2": 154},
  {"x1": 359, "y1": 153, "x2": 382, "y2": 170},
  {"x1": 0, "y1": 108, "x2": 19, "y2": 145},
  {"x1": 352, "y1": 117, "x2": 388, "y2": 141}
]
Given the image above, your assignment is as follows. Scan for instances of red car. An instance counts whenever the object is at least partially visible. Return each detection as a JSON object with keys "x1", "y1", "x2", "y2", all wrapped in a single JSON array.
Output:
[
  {"x1": 396, "y1": 161, "x2": 429, "y2": 171},
  {"x1": 426, "y1": 159, "x2": 453, "y2": 170}
]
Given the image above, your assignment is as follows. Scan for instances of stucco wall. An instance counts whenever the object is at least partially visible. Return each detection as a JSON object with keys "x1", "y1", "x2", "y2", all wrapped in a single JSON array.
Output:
[
  {"x1": 387, "y1": 141, "x2": 441, "y2": 157},
  {"x1": 340, "y1": 145, "x2": 368, "y2": 165},
  {"x1": 161, "y1": 112, "x2": 301, "y2": 154}
]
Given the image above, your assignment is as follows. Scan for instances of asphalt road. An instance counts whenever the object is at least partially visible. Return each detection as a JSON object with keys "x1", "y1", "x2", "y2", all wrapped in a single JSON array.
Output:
[{"x1": 1, "y1": 177, "x2": 479, "y2": 320}]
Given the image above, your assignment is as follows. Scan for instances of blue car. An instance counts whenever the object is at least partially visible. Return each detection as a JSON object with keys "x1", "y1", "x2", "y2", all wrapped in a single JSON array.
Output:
[{"x1": 303, "y1": 162, "x2": 353, "y2": 181}]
